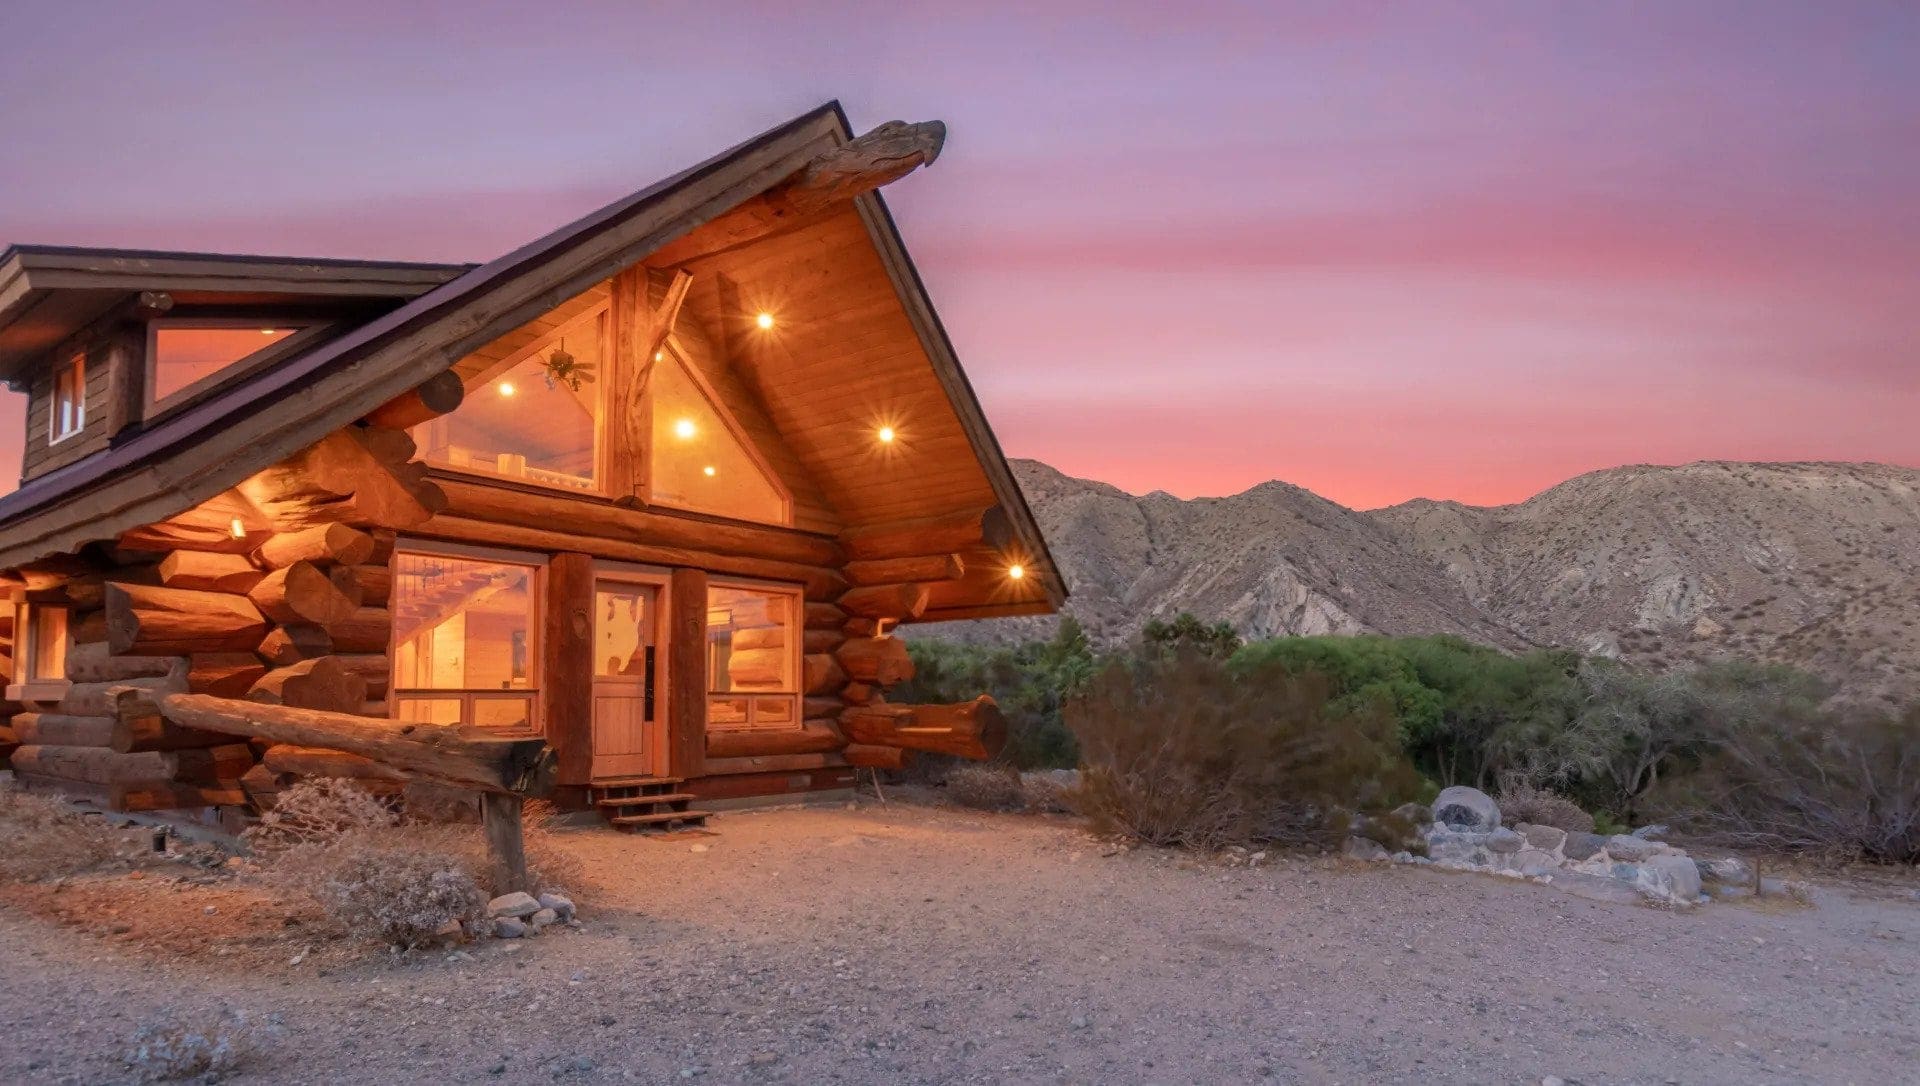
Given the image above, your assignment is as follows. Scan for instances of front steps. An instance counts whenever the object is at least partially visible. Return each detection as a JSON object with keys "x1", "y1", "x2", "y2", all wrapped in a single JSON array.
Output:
[{"x1": 590, "y1": 776, "x2": 713, "y2": 833}]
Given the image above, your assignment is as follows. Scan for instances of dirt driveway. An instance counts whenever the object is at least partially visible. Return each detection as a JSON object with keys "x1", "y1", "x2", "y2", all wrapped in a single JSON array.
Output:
[{"x1": 1, "y1": 801, "x2": 1914, "y2": 1084}]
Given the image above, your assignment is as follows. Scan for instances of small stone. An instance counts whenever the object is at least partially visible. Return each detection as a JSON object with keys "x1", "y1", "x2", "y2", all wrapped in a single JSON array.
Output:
[
  {"x1": 493, "y1": 917, "x2": 528, "y2": 939},
  {"x1": 537, "y1": 892, "x2": 576, "y2": 920},
  {"x1": 749, "y1": 1052, "x2": 778, "y2": 1067},
  {"x1": 1487, "y1": 828, "x2": 1525, "y2": 854},
  {"x1": 488, "y1": 892, "x2": 541, "y2": 918},
  {"x1": 1562, "y1": 832, "x2": 1606, "y2": 861},
  {"x1": 1431, "y1": 786, "x2": 1500, "y2": 831},
  {"x1": 689, "y1": 843, "x2": 710, "y2": 854},
  {"x1": 529, "y1": 908, "x2": 560, "y2": 930},
  {"x1": 1605, "y1": 835, "x2": 1660, "y2": 862},
  {"x1": 1543, "y1": 1077, "x2": 1567, "y2": 1086}
]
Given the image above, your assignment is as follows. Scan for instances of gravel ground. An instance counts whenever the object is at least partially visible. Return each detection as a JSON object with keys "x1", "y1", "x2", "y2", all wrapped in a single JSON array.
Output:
[{"x1": 1, "y1": 800, "x2": 1915, "y2": 1085}]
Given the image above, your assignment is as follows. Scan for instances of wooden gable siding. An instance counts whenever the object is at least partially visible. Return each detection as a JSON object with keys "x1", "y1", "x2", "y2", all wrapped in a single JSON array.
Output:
[
  {"x1": 21, "y1": 338, "x2": 112, "y2": 483},
  {"x1": 671, "y1": 206, "x2": 998, "y2": 530}
]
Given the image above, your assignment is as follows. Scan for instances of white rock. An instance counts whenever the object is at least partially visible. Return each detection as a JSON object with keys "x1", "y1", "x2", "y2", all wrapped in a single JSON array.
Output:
[
  {"x1": 1603, "y1": 835, "x2": 1660, "y2": 863},
  {"x1": 1431, "y1": 786, "x2": 1500, "y2": 831},
  {"x1": 537, "y1": 892, "x2": 577, "y2": 920},
  {"x1": 488, "y1": 891, "x2": 541, "y2": 918}
]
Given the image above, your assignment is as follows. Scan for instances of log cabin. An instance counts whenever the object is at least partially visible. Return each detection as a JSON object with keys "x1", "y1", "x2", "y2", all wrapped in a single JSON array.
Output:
[{"x1": 0, "y1": 103, "x2": 1062, "y2": 830}]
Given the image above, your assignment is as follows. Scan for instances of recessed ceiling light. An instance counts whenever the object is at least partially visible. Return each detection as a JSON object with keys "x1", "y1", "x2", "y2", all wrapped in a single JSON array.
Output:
[
  {"x1": 1008, "y1": 564, "x2": 1026, "y2": 581},
  {"x1": 755, "y1": 312, "x2": 774, "y2": 330},
  {"x1": 878, "y1": 426, "x2": 896, "y2": 444},
  {"x1": 674, "y1": 418, "x2": 696, "y2": 439},
  {"x1": 498, "y1": 381, "x2": 516, "y2": 397}
]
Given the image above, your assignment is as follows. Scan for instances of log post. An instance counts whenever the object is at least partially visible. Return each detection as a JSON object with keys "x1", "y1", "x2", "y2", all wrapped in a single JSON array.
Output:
[
  {"x1": 361, "y1": 370, "x2": 466, "y2": 430},
  {"x1": 482, "y1": 791, "x2": 530, "y2": 896},
  {"x1": 667, "y1": 568, "x2": 708, "y2": 779},
  {"x1": 839, "y1": 697, "x2": 1007, "y2": 760},
  {"x1": 543, "y1": 553, "x2": 594, "y2": 786}
]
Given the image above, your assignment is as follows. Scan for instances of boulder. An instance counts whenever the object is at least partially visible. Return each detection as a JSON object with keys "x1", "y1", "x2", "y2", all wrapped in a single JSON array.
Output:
[
  {"x1": 1517, "y1": 823, "x2": 1568, "y2": 854},
  {"x1": 1629, "y1": 823, "x2": 1670, "y2": 841},
  {"x1": 537, "y1": 892, "x2": 577, "y2": 920},
  {"x1": 1604, "y1": 835, "x2": 1660, "y2": 863},
  {"x1": 1432, "y1": 786, "x2": 1500, "y2": 831},
  {"x1": 1635, "y1": 854, "x2": 1703, "y2": 906},
  {"x1": 1509, "y1": 848, "x2": 1560, "y2": 876},
  {"x1": 1342, "y1": 836, "x2": 1389, "y2": 862},
  {"x1": 1698, "y1": 857, "x2": 1752, "y2": 885},
  {"x1": 528, "y1": 907, "x2": 560, "y2": 930},
  {"x1": 488, "y1": 891, "x2": 541, "y2": 919},
  {"x1": 1562, "y1": 832, "x2": 1607, "y2": 861},
  {"x1": 1487, "y1": 828, "x2": 1525, "y2": 854},
  {"x1": 493, "y1": 917, "x2": 528, "y2": 939}
]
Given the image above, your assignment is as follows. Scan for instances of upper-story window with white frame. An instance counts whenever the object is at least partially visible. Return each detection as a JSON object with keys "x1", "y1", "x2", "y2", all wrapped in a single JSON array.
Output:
[
  {"x1": 146, "y1": 320, "x2": 325, "y2": 414},
  {"x1": 414, "y1": 304, "x2": 607, "y2": 494},
  {"x1": 49, "y1": 352, "x2": 85, "y2": 443}
]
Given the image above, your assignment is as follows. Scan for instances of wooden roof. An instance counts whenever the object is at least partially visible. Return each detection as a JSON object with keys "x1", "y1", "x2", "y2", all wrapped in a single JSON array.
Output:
[{"x1": 0, "y1": 102, "x2": 1062, "y2": 612}]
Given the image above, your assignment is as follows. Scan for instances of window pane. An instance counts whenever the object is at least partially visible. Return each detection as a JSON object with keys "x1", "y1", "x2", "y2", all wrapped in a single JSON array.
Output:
[
  {"x1": 395, "y1": 697, "x2": 463, "y2": 725},
  {"x1": 651, "y1": 353, "x2": 785, "y2": 523},
  {"x1": 391, "y1": 554, "x2": 535, "y2": 691},
  {"x1": 707, "y1": 586, "x2": 795, "y2": 695},
  {"x1": 30, "y1": 607, "x2": 67, "y2": 681},
  {"x1": 471, "y1": 697, "x2": 535, "y2": 730},
  {"x1": 417, "y1": 313, "x2": 603, "y2": 491},
  {"x1": 595, "y1": 587, "x2": 656, "y2": 679},
  {"x1": 51, "y1": 355, "x2": 85, "y2": 440},
  {"x1": 753, "y1": 695, "x2": 795, "y2": 725},
  {"x1": 707, "y1": 695, "x2": 750, "y2": 727},
  {"x1": 152, "y1": 326, "x2": 298, "y2": 403}
]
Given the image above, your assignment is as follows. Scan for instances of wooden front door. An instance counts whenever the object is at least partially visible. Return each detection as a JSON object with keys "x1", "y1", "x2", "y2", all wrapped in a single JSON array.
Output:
[{"x1": 591, "y1": 579, "x2": 667, "y2": 779}]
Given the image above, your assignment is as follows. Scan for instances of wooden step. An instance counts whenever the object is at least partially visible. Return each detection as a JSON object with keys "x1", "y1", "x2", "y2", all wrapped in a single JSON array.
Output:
[
  {"x1": 591, "y1": 775, "x2": 683, "y2": 789},
  {"x1": 608, "y1": 809, "x2": 714, "y2": 828},
  {"x1": 595, "y1": 793, "x2": 696, "y2": 808}
]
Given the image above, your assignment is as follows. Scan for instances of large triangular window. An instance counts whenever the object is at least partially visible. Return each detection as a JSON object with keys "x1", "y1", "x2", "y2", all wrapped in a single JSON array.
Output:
[{"x1": 648, "y1": 347, "x2": 790, "y2": 524}]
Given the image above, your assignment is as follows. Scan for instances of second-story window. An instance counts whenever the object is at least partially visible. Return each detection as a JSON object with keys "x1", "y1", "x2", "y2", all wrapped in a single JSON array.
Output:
[
  {"x1": 49, "y1": 352, "x2": 85, "y2": 443},
  {"x1": 147, "y1": 321, "x2": 314, "y2": 412}
]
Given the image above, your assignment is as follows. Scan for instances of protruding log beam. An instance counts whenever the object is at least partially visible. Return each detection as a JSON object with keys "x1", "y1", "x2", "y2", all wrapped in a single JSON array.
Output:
[
  {"x1": 844, "y1": 743, "x2": 914, "y2": 770},
  {"x1": 835, "y1": 636, "x2": 915, "y2": 687},
  {"x1": 189, "y1": 652, "x2": 269, "y2": 697},
  {"x1": 360, "y1": 370, "x2": 466, "y2": 430},
  {"x1": 238, "y1": 427, "x2": 446, "y2": 531},
  {"x1": 59, "y1": 566, "x2": 160, "y2": 611},
  {"x1": 13, "y1": 712, "x2": 115, "y2": 748},
  {"x1": 841, "y1": 506, "x2": 1012, "y2": 562},
  {"x1": 649, "y1": 120, "x2": 946, "y2": 266},
  {"x1": 143, "y1": 692, "x2": 556, "y2": 796},
  {"x1": 801, "y1": 653, "x2": 847, "y2": 695},
  {"x1": 159, "y1": 551, "x2": 264, "y2": 594},
  {"x1": 62, "y1": 642, "x2": 186, "y2": 684},
  {"x1": 844, "y1": 553, "x2": 964, "y2": 587},
  {"x1": 257, "y1": 625, "x2": 334, "y2": 666},
  {"x1": 705, "y1": 719, "x2": 845, "y2": 758},
  {"x1": 254, "y1": 524, "x2": 378, "y2": 570},
  {"x1": 331, "y1": 564, "x2": 391, "y2": 607},
  {"x1": 323, "y1": 607, "x2": 390, "y2": 653},
  {"x1": 248, "y1": 561, "x2": 360, "y2": 626},
  {"x1": 804, "y1": 601, "x2": 847, "y2": 630},
  {"x1": 840, "y1": 697, "x2": 1007, "y2": 761},
  {"x1": 115, "y1": 490, "x2": 266, "y2": 555},
  {"x1": 838, "y1": 582, "x2": 930, "y2": 621},
  {"x1": 111, "y1": 713, "x2": 236, "y2": 754},
  {"x1": 55, "y1": 675, "x2": 186, "y2": 718},
  {"x1": 248, "y1": 657, "x2": 369, "y2": 715},
  {"x1": 263, "y1": 744, "x2": 408, "y2": 782},
  {"x1": 105, "y1": 583, "x2": 267, "y2": 655},
  {"x1": 11, "y1": 744, "x2": 180, "y2": 785}
]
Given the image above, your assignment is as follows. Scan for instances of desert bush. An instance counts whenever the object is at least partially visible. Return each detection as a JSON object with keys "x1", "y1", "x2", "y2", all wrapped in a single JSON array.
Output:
[
  {"x1": 1066, "y1": 647, "x2": 1418, "y2": 849},
  {"x1": 943, "y1": 764, "x2": 1028, "y2": 810},
  {"x1": 1021, "y1": 769, "x2": 1081, "y2": 814},
  {"x1": 270, "y1": 834, "x2": 487, "y2": 948},
  {"x1": 242, "y1": 777, "x2": 397, "y2": 856},
  {"x1": 1495, "y1": 779, "x2": 1596, "y2": 834},
  {"x1": 126, "y1": 1008, "x2": 281, "y2": 1082},
  {"x1": 0, "y1": 782, "x2": 124, "y2": 881},
  {"x1": 899, "y1": 616, "x2": 1094, "y2": 769},
  {"x1": 1652, "y1": 701, "x2": 1920, "y2": 863}
]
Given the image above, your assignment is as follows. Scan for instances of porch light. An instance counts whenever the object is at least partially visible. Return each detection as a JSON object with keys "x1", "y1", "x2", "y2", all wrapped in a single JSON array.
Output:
[
  {"x1": 1007, "y1": 564, "x2": 1025, "y2": 581},
  {"x1": 228, "y1": 518, "x2": 246, "y2": 539},
  {"x1": 498, "y1": 381, "x2": 517, "y2": 397},
  {"x1": 755, "y1": 312, "x2": 775, "y2": 330},
  {"x1": 674, "y1": 417, "x2": 697, "y2": 440}
]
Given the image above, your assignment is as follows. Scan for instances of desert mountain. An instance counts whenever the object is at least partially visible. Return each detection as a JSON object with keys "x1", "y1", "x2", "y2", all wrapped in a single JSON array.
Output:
[{"x1": 922, "y1": 459, "x2": 1920, "y2": 705}]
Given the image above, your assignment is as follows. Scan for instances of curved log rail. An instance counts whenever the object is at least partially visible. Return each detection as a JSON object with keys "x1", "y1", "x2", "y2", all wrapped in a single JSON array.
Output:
[{"x1": 127, "y1": 688, "x2": 555, "y2": 893}]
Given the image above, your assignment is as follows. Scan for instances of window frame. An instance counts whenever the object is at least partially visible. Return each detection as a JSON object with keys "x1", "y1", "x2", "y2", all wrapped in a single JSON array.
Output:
[
  {"x1": 6, "y1": 600, "x2": 70, "y2": 700},
  {"x1": 703, "y1": 576, "x2": 804, "y2": 733},
  {"x1": 48, "y1": 351, "x2": 86, "y2": 444},
  {"x1": 387, "y1": 540, "x2": 547, "y2": 734},
  {"x1": 419, "y1": 302, "x2": 610, "y2": 497},
  {"x1": 144, "y1": 318, "x2": 331, "y2": 419}
]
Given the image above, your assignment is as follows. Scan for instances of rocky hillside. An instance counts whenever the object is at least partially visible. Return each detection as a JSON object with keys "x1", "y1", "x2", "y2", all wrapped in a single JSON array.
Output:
[{"x1": 923, "y1": 459, "x2": 1920, "y2": 706}]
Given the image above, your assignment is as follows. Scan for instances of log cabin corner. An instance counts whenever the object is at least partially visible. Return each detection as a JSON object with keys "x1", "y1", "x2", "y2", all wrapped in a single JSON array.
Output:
[{"x1": 0, "y1": 103, "x2": 1063, "y2": 832}]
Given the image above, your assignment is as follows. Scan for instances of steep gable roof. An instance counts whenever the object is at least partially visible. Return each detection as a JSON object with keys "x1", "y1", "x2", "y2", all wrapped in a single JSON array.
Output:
[{"x1": 0, "y1": 102, "x2": 1061, "y2": 612}]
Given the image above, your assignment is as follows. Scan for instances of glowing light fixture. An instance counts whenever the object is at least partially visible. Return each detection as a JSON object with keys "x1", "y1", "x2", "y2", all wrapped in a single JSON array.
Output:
[
  {"x1": 1007, "y1": 564, "x2": 1026, "y2": 581},
  {"x1": 261, "y1": 328, "x2": 278, "y2": 336},
  {"x1": 877, "y1": 426, "x2": 896, "y2": 444},
  {"x1": 228, "y1": 518, "x2": 246, "y2": 539},
  {"x1": 654, "y1": 351, "x2": 664, "y2": 362},
  {"x1": 673, "y1": 417, "x2": 697, "y2": 440},
  {"x1": 703, "y1": 465, "x2": 717, "y2": 477},
  {"x1": 755, "y1": 312, "x2": 775, "y2": 330},
  {"x1": 497, "y1": 381, "x2": 517, "y2": 397}
]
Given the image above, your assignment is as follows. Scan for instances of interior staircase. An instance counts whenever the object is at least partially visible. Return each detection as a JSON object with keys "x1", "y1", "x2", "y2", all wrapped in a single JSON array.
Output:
[{"x1": 590, "y1": 776, "x2": 713, "y2": 833}]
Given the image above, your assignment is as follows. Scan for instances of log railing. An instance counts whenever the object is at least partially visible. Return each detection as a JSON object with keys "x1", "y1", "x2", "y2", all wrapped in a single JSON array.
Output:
[{"x1": 127, "y1": 689, "x2": 557, "y2": 893}]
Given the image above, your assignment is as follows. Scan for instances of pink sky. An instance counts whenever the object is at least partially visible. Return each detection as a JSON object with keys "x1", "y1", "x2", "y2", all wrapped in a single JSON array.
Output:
[{"x1": 2, "y1": 2, "x2": 1915, "y2": 510}]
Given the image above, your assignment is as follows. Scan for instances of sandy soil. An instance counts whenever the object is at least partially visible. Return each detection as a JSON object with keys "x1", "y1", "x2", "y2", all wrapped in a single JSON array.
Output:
[{"x1": 1, "y1": 801, "x2": 1915, "y2": 1085}]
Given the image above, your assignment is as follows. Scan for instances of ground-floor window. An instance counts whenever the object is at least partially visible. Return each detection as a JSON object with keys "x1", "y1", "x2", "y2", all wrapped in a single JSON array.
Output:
[
  {"x1": 390, "y1": 549, "x2": 540, "y2": 730},
  {"x1": 9, "y1": 601, "x2": 68, "y2": 683},
  {"x1": 705, "y1": 581, "x2": 800, "y2": 731}
]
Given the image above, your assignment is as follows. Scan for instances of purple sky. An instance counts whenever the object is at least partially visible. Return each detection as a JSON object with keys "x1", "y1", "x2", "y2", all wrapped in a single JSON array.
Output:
[{"x1": 2, "y1": 1, "x2": 1915, "y2": 508}]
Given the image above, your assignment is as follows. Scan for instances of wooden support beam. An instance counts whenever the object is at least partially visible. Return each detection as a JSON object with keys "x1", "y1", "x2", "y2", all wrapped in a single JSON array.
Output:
[
  {"x1": 482, "y1": 792, "x2": 530, "y2": 895},
  {"x1": 838, "y1": 582, "x2": 931, "y2": 621},
  {"x1": 360, "y1": 370, "x2": 466, "y2": 430},
  {"x1": 248, "y1": 656, "x2": 368, "y2": 715},
  {"x1": 607, "y1": 268, "x2": 693, "y2": 497},
  {"x1": 841, "y1": 507, "x2": 1012, "y2": 562},
  {"x1": 140, "y1": 691, "x2": 556, "y2": 796},
  {"x1": 543, "y1": 553, "x2": 594, "y2": 786},
  {"x1": 256, "y1": 625, "x2": 334, "y2": 666},
  {"x1": 840, "y1": 697, "x2": 1007, "y2": 761},
  {"x1": 248, "y1": 561, "x2": 360, "y2": 626},
  {"x1": 667, "y1": 567, "x2": 708, "y2": 780},
  {"x1": 845, "y1": 553, "x2": 964, "y2": 587},
  {"x1": 834, "y1": 636, "x2": 915, "y2": 687},
  {"x1": 704, "y1": 719, "x2": 845, "y2": 759},
  {"x1": 263, "y1": 744, "x2": 408, "y2": 782},
  {"x1": 238, "y1": 427, "x2": 446, "y2": 531},
  {"x1": 844, "y1": 743, "x2": 913, "y2": 770},
  {"x1": 62, "y1": 642, "x2": 186, "y2": 684},
  {"x1": 159, "y1": 551, "x2": 265, "y2": 594}
]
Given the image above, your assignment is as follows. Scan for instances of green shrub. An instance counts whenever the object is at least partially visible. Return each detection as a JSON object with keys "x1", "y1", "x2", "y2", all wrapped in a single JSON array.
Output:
[
  {"x1": 1066, "y1": 647, "x2": 1418, "y2": 848},
  {"x1": 898, "y1": 617, "x2": 1092, "y2": 769}
]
